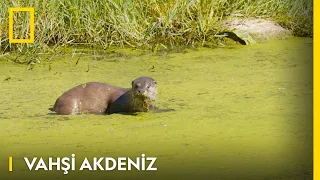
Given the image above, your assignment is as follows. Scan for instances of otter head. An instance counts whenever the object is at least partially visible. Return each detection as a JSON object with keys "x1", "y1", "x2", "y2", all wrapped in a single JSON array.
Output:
[{"x1": 131, "y1": 76, "x2": 157, "y2": 101}]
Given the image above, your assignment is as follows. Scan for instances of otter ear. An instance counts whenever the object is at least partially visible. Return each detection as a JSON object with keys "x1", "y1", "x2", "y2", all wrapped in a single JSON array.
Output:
[
  {"x1": 132, "y1": 81, "x2": 134, "y2": 85},
  {"x1": 153, "y1": 80, "x2": 157, "y2": 84}
]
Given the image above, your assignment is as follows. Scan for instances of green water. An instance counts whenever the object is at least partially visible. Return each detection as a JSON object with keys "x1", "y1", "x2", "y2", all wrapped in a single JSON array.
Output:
[{"x1": 0, "y1": 38, "x2": 313, "y2": 180}]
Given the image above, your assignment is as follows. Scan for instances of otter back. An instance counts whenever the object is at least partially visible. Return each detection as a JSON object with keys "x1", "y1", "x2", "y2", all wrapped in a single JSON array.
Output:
[{"x1": 50, "y1": 82, "x2": 126, "y2": 115}]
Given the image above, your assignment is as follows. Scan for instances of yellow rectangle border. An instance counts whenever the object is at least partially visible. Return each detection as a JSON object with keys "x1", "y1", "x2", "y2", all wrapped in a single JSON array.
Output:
[
  {"x1": 3, "y1": 4, "x2": 318, "y2": 180},
  {"x1": 9, "y1": 157, "x2": 12, "y2": 172},
  {"x1": 315, "y1": 1, "x2": 318, "y2": 180},
  {"x1": 9, "y1": 7, "x2": 34, "y2": 43}
]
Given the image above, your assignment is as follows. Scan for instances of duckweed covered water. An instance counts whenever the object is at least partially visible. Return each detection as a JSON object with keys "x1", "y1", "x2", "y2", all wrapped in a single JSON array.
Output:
[{"x1": 0, "y1": 38, "x2": 313, "y2": 180}]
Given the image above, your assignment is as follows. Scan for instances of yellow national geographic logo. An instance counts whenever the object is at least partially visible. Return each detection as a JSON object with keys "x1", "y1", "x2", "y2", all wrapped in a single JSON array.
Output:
[
  {"x1": 9, "y1": 156, "x2": 12, "y2": 172},
  {"x1": 8, "y1": 7, "x2": 35, "y2": 43}
]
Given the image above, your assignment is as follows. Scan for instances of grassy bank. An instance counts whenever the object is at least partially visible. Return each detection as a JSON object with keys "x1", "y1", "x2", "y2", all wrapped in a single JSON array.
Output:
[{"x1": 0, "y1": 0, "x2": 313, "y2": 54}]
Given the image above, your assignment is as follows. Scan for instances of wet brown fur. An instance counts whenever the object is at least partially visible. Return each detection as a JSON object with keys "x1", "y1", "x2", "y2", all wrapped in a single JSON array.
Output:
[{"x1": 49, "y1": 77, "x2": 157, "y2": 115}]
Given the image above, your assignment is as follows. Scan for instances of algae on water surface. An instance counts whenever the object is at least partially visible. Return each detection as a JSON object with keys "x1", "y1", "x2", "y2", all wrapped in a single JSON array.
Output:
[{"x1": 0, "y1": 38, "x2": 313, "y2": 179}]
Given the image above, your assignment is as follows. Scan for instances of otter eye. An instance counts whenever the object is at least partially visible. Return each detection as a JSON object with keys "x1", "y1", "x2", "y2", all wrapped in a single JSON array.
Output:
[
  {"x1": 146, "y1": 85, "x2": 150, "y2": 88},
  {"x1": 135, "y1": 83, "x2": 141, "y2": 89}
]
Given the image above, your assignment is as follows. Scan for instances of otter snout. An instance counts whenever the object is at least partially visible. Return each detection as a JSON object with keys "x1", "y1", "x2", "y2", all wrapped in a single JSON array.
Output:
[{"x1": 137, "y1": 89, "x2": 145, "y2": 94}]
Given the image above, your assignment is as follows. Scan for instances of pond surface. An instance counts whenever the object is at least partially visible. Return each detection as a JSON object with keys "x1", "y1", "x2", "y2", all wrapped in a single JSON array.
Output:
[{"x1": 0, "y1": 38, "x2": 313, "y2": 180}]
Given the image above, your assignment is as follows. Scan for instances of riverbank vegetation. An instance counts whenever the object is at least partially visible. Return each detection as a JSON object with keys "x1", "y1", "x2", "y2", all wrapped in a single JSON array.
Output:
[{"x1": 0, "y1": 0, "x2": 313, "y2": 55}]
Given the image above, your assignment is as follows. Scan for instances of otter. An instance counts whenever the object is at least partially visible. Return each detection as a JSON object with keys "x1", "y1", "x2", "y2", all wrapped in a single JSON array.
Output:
[{"x1": 49, "y1": 76, "x2": 158, "y2": 115}]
